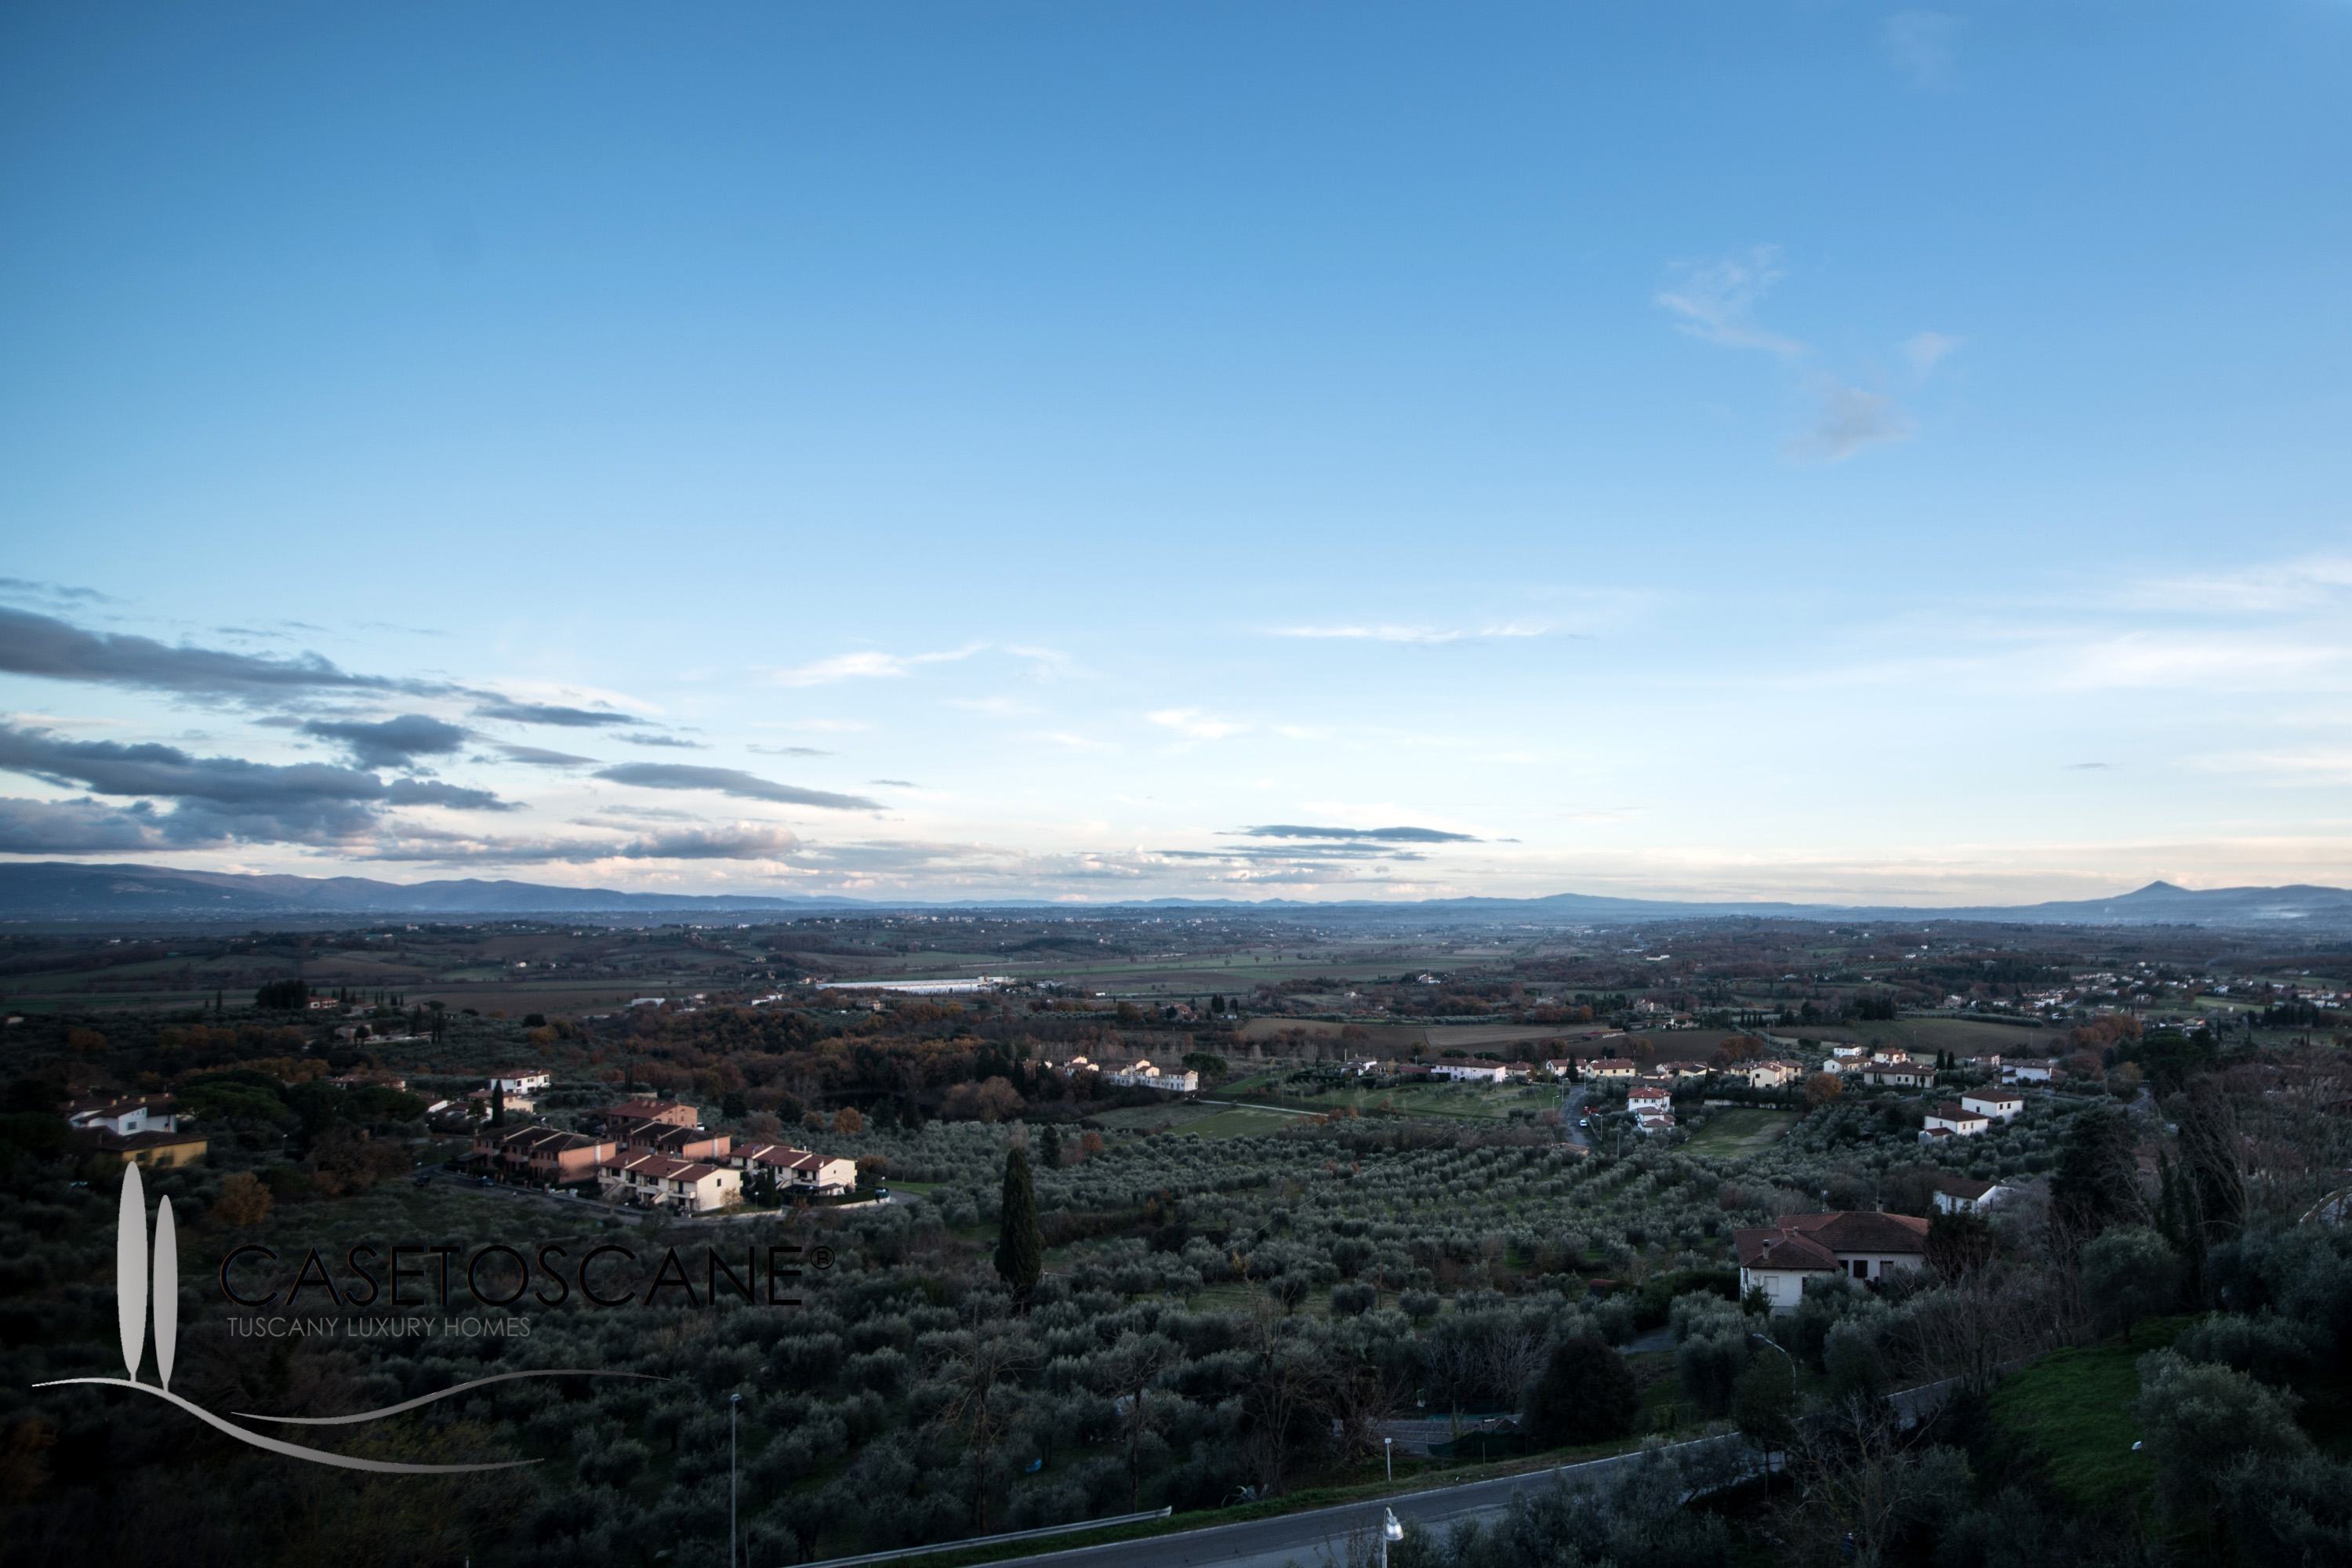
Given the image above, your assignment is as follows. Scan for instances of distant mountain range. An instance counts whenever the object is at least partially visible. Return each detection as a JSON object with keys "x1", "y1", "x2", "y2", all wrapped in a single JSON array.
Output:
[{"x1": 2, "y1": 860, "x2": 2349, "y2": 929}]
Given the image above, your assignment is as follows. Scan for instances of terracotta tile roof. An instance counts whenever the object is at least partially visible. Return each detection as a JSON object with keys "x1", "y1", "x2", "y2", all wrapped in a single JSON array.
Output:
[
  {"x1": 1733, "y1": 1227, "x2": 1839, "y2": 1271},
  {"x1": 1783, "y1": 1210, "x2": 1930, "y2": 1253}
]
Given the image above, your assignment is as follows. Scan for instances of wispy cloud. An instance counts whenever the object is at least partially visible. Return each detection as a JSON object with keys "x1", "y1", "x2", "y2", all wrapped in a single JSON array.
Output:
[
  {"x1": 1270, "y1": 622, "x2": 1548, "y2": 645},
  {"x1": 493, "y1": 744, "x2": 599, "y2": 767},
  {"x1": 1657, "y1": 247, "x2": 1806, "y2": 356},
  {"x1": 592, "y1": 762, "x2": 880, "y2": 811},
  {"x1": 1788, "y1": 379, "x2": 1915, "y2": 463},
  {"x1": 747, "y1": 744, "x2": 837, "y2": 757},
  {"x1": 1900, "y1": 332, "x2": 1963, "y2": 376},
  {"x1": 1147, "y1": 709, "x2": 1248, "y2": 739},
  {"x1": 1234, "y1": 824, "x2": 1479, "y2": 843},
  {"x1": 766, "y1": 644, "x2": 985, "y2": 686},
  {"x1": 1885, "y1": 10, "x2": 1962, "y2": 92},
  {"x1": 470, "y1": 698, "x2": 644, "y2": 728},
  {"x1": 365, "y1": 822, "x2": 802, "y2": 863},
  {"x1": 2111, "y1": 554, "x2": 2352, "y2": 615}
]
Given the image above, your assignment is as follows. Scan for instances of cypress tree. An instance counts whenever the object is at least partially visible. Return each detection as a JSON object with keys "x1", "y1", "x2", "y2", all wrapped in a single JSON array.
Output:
[
  {"x1": 1039, "y1": 1123, "x2": 1062, "y2": 1171},
  {"x1": 994, "y1": 1145, "x2": 1043, "y2": 1305}
]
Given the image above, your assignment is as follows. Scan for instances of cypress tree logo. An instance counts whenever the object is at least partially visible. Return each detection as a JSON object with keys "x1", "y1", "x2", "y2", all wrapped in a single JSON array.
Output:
[{"x1": 32, "y1": 1162, "x2": 655, "y2": 1473}]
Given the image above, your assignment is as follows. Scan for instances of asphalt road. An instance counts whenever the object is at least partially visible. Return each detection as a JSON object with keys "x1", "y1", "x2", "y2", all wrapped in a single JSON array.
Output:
[
  {"x1": 985, "y1": 1436, "x2": 1752, "y2": 1568},
  {"x1": 985, "y1": 1378, "x2": 1958, "y2": 1568}
]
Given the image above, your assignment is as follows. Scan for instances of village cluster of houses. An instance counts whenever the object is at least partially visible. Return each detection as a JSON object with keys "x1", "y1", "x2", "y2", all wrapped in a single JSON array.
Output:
[
  {"x1": 1827, "y1": 1044, "x2": 2057, "y2": 1089},
  {"x1": 466, "y1": 1095, "x2": 857, "y2": 1214}
]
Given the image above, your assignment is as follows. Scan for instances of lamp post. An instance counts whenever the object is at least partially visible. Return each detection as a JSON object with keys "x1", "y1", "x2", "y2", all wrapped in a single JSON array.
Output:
[
  {"x1": 730, "y1": 1392, "x2": 742, "y2": 1568},
  {"x1": 1381, "y1": 1508, "x2": 1403, "y2": 1568},
  {"x1": 1384, "y1": 1436, "x2": 1392, "y2": 1483}
]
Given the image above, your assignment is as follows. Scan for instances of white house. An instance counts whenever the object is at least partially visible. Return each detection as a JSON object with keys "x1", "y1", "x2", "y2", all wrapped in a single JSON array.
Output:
[
  {"x1": 1740, "y1": 1060, "x2": 1802, "y2": 1089},
  {"x1": 1736, "y1": 1211, "x2": 1932, "y2": 1312},
  {"x1": 489, "y1": 1070, "x2": 552, "y2": 1094},
  {"x1": 2002, "y1": 1062, "x2": 2055, "y2": 1085},
  {"x1": 1430, "y1": 1062, "x2": 1509, "y2": 1083},
  {"x1": 1102, "y1": 1061, "x2": 1200, "y2": 1092},
  {"x1": 66, "y1": 1095, "x2": 176, "y2": 1137},
  {"x1": 1627, "y1": 1084, "x2": 1673, "y2": 1113},
  {"x1": 1960, "y1": 1091, "x2": 2024, "y2": 1122},
  {"x1": 1580, "y1": 1058, "x2": 1636, "y2": 1080},
  {"x1": 1864, "y1": 1064, "x2": 1933, "y2": 1089},
  {"x1": 1930, "y1": 1175, "x2": 2014, "y2": 1215},
  {"x1": 1922, "y1": 1102, "x2": 1991, "y2": 1138}
]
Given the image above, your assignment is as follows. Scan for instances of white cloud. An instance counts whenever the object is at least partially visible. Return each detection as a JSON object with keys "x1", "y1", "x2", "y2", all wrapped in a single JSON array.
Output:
[
  {"x1": 1657, "y1": 247, "x2": 1807, "y2": 357},
  {"x1": 764, "y1": 644, "x2": 985, "y2": 686},
  {"x1": 2112, "y1": 554, "x2": 2352, "y2": 615},
  {"x1": 1147, "y1": 709, "x2": 1248, "y2": 739},
  {"x1": 1004, "y1": 644, "x2": 1084, "y2": 680},
  {"x1": 1885, "y1": 10, "x2": 1962, "y2": 92},
  {"x1": 1901, "y1": 332, "x2": 1963, "y2": 376},
  {"x1": 1271, "y1": 622, "x2": 1547, "y2": 644},
  {"x1": 1787, "y1": 379, "x2": 1915, "y2": 463}
]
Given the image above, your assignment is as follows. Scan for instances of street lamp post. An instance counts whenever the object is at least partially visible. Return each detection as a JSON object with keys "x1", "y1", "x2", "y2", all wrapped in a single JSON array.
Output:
[
  {"x1": 1381, "y1": 1508, "x2": 1403, "y2": 1568},
  {"x1": 730, "y1": 1392, "x2": 742, "y2": 1568},
  {"x1": 1384, "y1": 1436, "x2": 1392, "y2": 1483}
]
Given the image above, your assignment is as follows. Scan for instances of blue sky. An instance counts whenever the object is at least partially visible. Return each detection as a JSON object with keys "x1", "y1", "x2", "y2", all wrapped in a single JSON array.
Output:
[{"x1": 2, "y1": 1, "x2": 2348, "y2": 904}]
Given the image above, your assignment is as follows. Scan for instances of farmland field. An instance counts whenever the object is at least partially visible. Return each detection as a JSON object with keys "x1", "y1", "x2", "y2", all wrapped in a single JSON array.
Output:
[{"x1": 1681, "y1": 1109, "x2": 1798, "y2": 1156}]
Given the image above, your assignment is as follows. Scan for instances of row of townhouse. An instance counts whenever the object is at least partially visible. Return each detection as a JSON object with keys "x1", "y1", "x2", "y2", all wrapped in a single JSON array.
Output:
[{"x1": 600, "y1": 1143, "x2": 857, "y2": 1211}]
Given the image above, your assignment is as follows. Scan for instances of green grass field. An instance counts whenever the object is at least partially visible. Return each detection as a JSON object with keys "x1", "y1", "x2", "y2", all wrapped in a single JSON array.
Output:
[
  {"x1": 1682, "y1": 1109, "x2": 1798, "y2": 1156},
  {"x1": 1988, "y1": 1316, "x2": 2194, "y2": 1508}
]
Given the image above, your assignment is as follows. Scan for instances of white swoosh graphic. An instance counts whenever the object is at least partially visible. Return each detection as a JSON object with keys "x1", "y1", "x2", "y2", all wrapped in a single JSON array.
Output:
[
  {"x1": 234, "y1": 1368, "x2": 670, "y2": 1425},
  {"x1": 32, "y1": 1378, "x2": 540, "y2": 1473}
]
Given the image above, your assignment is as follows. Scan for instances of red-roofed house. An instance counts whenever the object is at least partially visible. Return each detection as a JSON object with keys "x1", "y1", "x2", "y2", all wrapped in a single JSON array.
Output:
[
  {"x1": 728, "y1": 1144, "x2": 857, "y2": 1196},
  {"x1": 1735, "y1": 1210, "x2": 1932, "y2": 1312},
  {"x1": 603, "y1": 1098, "x2": 702, "y2": 1128},
  {"x1": 1923, "y1": 1102, "x2": 1991, "y2": 1138},
  {"x1": 597, "y1": 1152, "x2": 741, "y2": 1213}
]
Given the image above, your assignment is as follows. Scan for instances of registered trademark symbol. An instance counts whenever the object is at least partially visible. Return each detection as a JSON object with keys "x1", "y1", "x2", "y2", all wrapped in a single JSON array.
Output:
[{"x1": 812, "y1": 1247, "x2": 834, "y2": 1270}]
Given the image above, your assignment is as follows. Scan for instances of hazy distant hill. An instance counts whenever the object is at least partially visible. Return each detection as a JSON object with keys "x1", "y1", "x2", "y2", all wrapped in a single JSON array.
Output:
[{"x1": 1, "y1": 862, "x2": 2347, "y2": 928}]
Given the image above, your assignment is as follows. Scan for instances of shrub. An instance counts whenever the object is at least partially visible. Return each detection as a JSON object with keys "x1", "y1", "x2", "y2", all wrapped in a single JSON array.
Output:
[
  {"x1": 1521, "y1": 1338, "x2": 1639, "y2": 1446},
  {"x1": 2175, "y1": 1310, "x2": 2328, "y2": 1388},
  {"x1": 2079, "y1": 1225, "x2": 2180, "y2": 1343},
  {"x1": 2216, "y1": 1450, "x2": 2352, "y2": 1566},
  {"x1": 1675, "y1": 1330, "x2": 1748, "y2": 1418},
  {"x1": 2132, "y1": 1351, "x2": 2311, "y2": 1523}
]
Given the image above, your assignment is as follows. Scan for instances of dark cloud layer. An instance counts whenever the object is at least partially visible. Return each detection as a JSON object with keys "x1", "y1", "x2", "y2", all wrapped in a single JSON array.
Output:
[
  {"x1": 0, "y1": 605, "x2": 448, "y2": 701},
  {"x1": 299, "y1": 713, "x2": 472, "y2": 768},
  {"x1": 593, "y1": 763, "x2": 877, "y2": 811},
  {"x1": 1237, "y1": 823, "x2": 1479, "y2": 843},
  {"x1": 0, "y1": 724, "x2": 513, "y2": 847}
]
